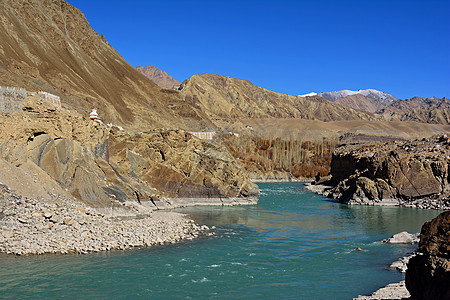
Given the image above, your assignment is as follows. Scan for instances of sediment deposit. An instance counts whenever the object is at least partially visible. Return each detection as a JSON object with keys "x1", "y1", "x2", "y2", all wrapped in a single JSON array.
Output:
[{"x1": 0, "y1": 184, "x2": 209, "y2": 255}]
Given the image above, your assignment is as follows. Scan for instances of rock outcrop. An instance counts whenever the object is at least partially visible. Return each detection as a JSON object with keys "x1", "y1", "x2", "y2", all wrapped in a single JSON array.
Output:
[
  {"x1": 316, "y1": 135, "x2": 450, "y2": 209},
  {"x1": 406, "y1": 211, "x2": 450, "y2": 300},
  {"x1": 135, "y1": 65, "x2": 180, "y2": 89},
  {"x1": 0, "y1": 97, "x2": 258, "y2": 215}
]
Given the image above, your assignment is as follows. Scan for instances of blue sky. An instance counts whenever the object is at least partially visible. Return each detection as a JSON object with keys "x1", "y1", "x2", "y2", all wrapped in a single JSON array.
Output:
[{"x1": 68, "y1": 0, "x2": 449, "y2": 99}]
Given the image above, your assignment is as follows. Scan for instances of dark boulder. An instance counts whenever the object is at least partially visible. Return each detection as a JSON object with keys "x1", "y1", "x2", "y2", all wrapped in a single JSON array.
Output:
[{"x1": 405, "y1": 211, "x2": 450, "y2": 300}]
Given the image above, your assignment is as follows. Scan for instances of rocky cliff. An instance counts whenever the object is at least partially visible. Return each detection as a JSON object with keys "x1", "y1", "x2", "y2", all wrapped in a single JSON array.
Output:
[
  {"x1": 0, "y1": 97, "x2": 258, "y2": 215},
  {"x1": 316, "y1": 135, "x2": 450, "y2": 209},
  {"x1": 0, "y1": 0, "x2": 212, "y2": 131},
  {"x1": 179, "y1": 74, "x2": 381, "y2": 122},
  {"x1": 406, "y1": 211, "x2": 450, "y2": 300},
  {"x1": 135, "y1": 65, "x2": 180, "y2": 89}
]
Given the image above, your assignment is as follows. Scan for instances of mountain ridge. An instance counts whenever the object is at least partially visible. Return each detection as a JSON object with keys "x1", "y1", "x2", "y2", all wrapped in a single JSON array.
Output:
[
  {"x1": 135, "y1": 65, "x2": 180, "y2": 89},
  {"x1": 317, "y1": 89, "x2": 398, "y2": 105},
  {"x1": 179, "y1": 73, "x2": 381, "y2": 122}
]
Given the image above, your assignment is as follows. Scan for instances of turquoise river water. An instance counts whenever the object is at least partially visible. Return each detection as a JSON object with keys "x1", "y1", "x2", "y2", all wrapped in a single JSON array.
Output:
[{"x1": 0, "y1": 183, "x2": 442, "y2": 299}]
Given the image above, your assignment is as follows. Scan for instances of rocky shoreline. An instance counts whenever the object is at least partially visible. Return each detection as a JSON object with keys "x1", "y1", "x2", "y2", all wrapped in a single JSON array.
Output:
[
  {"x1": 354, "y1": 281, "x2": 410, "y2": 300},
  {"x1": 250, "y1": 178, "x2": 312, "y2": 183},
  {"x1": 309, "y1": 135, "x2": 450, "y2": 210},
  {"x1": 0, "y1": 184, "x2": 211, "y2": 255},
  {"x1": 304, "y1": 183, "x2": 449, "y2": 210}
]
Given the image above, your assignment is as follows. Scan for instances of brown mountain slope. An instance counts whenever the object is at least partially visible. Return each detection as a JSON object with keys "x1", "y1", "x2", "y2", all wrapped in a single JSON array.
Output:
[
  {"x1": 0, "y1": 0, "x2": 211, "y2": 131},
  {"x1": 335, "y1": 94, "x2": 386, "y2": 113},
  {"x1": 179, "y1": 74, "x2": 381, "y2": 122},
  {"x1": 380, "y1": 97, "x2": 450, "y2": 114},
  {"x1": 136, "y1": 66, "x2": 180, "y2": 89},
  {"x1": 379, "y1": 97, "x2": 450, "y2": 125},
  {"x1": 386, "y1": 109, "x2": 450, "y2": 125}
]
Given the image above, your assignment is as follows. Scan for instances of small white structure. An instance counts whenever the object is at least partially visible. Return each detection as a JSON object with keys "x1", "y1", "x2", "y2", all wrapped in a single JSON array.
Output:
[
  {"x1": 89, "y1": 106, "x2": 103, "y2": 124},
  {"x1": 37, "y1": 91, "x2": 61, "y2": 108},
  {"x1": 189, "y1": 131, "x2": 216, "y2": 140}
]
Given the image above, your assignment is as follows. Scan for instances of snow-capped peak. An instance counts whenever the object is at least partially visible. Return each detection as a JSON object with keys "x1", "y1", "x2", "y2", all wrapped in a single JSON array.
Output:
[
  {"x1": 298, "y1": 92, "x2": 318, "y2": 97},
  {"x1": 317, "y1": 89, "x2": 397, "y2": 104}
]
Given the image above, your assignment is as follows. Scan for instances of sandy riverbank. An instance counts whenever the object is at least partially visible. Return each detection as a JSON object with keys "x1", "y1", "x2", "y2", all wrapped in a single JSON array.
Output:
[{"x1": 0, "y1": 184, "x2": 210, "y2": 255}]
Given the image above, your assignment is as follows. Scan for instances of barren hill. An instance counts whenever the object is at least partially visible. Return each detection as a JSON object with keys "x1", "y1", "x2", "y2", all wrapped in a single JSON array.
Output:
[
  {"x1": 136, "y1": 66, "x2": 180, "y2": 89},
  {"x1": 380, "y1": 97, "x2": 450, "y2": 124},
  {"x1": 179, "y1": 74, "x2": 380, "y2": 122},
  {"x1": 0, "y1": 0, "x2": 211, "y2": 131},
  {"x1": 335, "y1": 94, "x2": 385, "y2": 113},
  {"x1": 380, "y1": 97, "x2": 450, "y2": 113}
]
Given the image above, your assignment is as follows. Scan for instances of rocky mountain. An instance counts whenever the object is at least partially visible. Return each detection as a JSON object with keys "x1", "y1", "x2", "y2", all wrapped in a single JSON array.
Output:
[
  {"x1": 378, "y1": 97, "x2": 450, "y2": 124},
  {"x1": 0, "y1": 0, "x2": 211, "y2": 131},
  {"x1": 135, "y1": 65, "x2": 180, "y2": 90},
  {"x1": 335, "y1": 94, "x2": 385, "y2": 113},
  {"x1": 406, "y1": 211, "x2": 450, "y2": 299},
  {"x1": 179, "y1": 74, "x2": 381, "y2": 122},
  {"x1": 317, "y1": 89, "x2": 398, "y2": 106},
  {"x1": 386, "y1": 108, "x2": 450, "y2": 125},
  {"x1": 380, "y1": 97, "x2": 450, "y2": 114},
  {"x1": 312, "y1": 135, "x2": 450, "y2": 210}
]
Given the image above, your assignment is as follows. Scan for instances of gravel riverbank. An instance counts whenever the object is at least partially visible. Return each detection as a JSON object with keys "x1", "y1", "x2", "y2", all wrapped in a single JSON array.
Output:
[{"x1": 0, "y1": 184, "x2": 210, "y2": 255}]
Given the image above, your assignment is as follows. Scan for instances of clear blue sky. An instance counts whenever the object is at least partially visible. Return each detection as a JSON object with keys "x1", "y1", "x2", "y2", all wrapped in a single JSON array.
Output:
[{"x1": 68, "y1": 0, "x2": 449, "y2": 99}]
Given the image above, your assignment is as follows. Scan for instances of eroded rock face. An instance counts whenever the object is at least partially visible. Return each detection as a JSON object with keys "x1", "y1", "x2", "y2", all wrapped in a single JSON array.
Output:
[
  {"x1": 405, "y1": 211, "x2": 450, "y2": 300},
  {"x1": 0, "y1": 98, "x2": 258, "y2": 215},
  {"x1": 322, "y1": 135, "x2": 450, "y2": 209}
]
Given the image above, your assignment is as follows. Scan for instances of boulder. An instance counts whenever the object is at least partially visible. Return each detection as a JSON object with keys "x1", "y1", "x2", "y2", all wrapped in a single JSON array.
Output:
[
  {"x1": 383, "y1": 231, "x2": 419, "y2": 244},
  {"x1": 405, "y1": 211, "x2": 450, "y2": 300}
]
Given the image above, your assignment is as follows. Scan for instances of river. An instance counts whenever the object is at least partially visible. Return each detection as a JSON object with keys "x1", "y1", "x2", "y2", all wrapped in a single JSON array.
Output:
[{"x1": 0, "y1": 182, "x2": 442, "y2": 299}]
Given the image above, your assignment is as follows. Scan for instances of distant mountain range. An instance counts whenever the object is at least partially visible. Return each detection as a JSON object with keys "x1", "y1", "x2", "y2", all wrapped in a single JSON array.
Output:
[
  {"x1": 317, "y1": 89, "x2": 398, "y2": 106},
  {"x1": 135, "y1": 66, "x2": 180, "y2": 89},
  {"x1": 298, "y1": 90, "x2": 450, "y2": 124}
]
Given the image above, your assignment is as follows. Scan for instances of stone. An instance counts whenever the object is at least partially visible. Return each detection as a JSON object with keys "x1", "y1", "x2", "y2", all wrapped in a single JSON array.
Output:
[
  {"x1": 406, "y1": 211, "x2": 450, "y2": 300},
  {"x1": 63, "y1": 218, "x2": 73, "y2": 226},
  {"x1": 383, "y1": 231, "x2": 419, "y2": 244}
]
